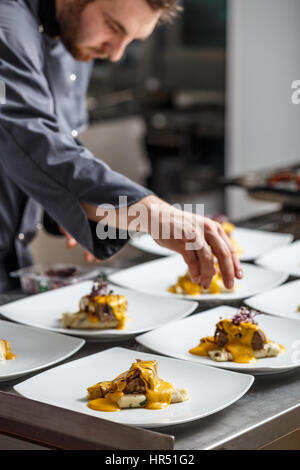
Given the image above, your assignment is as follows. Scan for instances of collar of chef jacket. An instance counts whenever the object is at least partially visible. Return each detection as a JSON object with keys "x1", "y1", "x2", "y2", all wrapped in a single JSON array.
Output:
[{"x1": 38, "y1": 0, "x2": 60, "y2": 38}]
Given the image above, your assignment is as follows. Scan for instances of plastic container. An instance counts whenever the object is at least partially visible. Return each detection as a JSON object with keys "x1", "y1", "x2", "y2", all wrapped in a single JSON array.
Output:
[{"x1": 10, "y1": 264, "x2": 101, "y2": 295}]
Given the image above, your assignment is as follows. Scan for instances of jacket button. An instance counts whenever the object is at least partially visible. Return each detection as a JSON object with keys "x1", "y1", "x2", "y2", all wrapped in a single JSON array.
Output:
[
  {"x1": 70, "y1": 73, "x2": 77, "y2": 81},
  {"x1": 71, "y1": 129, "x2": 78, "y2": 138},
  {"x1": 38, "y1": 25, "x2": 44, "y2": 33},
  {"x1": 18, "y1": 233, "x2": 25, "y2": 241}
]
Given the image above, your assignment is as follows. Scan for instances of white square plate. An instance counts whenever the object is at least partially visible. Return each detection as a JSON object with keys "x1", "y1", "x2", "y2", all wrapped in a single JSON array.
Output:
[
  {"x1": 109, "y1": 257, "x2": 288, "y2": 301},
  {"x1": 136, "y1": 306, "x2": 300, "y2": 374},
  {"x1": 130, "y1": 229, "x2": 293, "y2": 261},
  {"x1": 245, "y1": 280, "x2": 300, "y2": 321},
  {"x1": 0, "y1": 319, "x2": 84, "y2": 382},
  {"x1": 256, "y1": 240, "x2": 300, "y2": 277},
  {"x1": 0, "y1": 281, "x2": 197, "y2": 340},
  {"x1": 14, "y1": 347, "x2": 254, "y2": 428}
]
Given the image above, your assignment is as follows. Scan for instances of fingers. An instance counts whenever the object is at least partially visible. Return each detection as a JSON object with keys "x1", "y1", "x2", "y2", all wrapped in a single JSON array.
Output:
[
  {"x1": 66, "y1": 235, "x2": 77, "y2": 249},
  {"x1": 205, "y1": 228, "x2": 235, "y2": 289},
  {"x1": 217, "y1": 226, "x2": 244, "y2": 280},
  {"x1": 65, "y1": 233, "x2": 78, "y2": 249},
  {"x1": 156, "y1": 210, "x2": 242, "y2": 290},
  {"x1": 182, "y1": 232, "x2": 215, "y2": 289},
  {"x1": 59, "y1": 226, "x2": 78, "y2": 249},
  {"x1": 182, "y1": 250, "x2": 200, "y2": 284},
  {"x1": 195, "y1": 242, "x2": 215, "y2": 290},
  {"x1": 85, "y1": 251, "x2": 101, "y2": 263}
]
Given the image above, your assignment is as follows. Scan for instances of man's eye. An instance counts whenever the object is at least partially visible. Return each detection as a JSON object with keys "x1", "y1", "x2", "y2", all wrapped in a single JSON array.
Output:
[{"x1": 106, "y1": 20, "x2": 117, "y2": 33}]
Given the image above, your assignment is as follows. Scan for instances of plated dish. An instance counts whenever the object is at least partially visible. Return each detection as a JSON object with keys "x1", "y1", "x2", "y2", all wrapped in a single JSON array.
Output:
[
  {"x1": 136, "y1": 305, "x2": 300, "y2": 374},
  {"x1": 62, "y1": 279, "x2": 128, "y2": 331},
  {"x1": 14, "y1": 347, "x2": 254, "y2": 428},
  {"x1": 168, "y1": 263, "x2": 236, "y2": 296},
  {"x1": 109, "y1": 257, "x2": 288, "y2": 301},
  {"x1": 0, "y1": 280, "x2": 197, "y2": 340},
  {"x1": 0, "y1": 319, "x2": 84, "y2": 382},
  {"x1": 87, "y1": 358, "x2": 189, "y2": 412},
  {"x1": 189, "y1": 307, "x2": 284, "y2": 364}
]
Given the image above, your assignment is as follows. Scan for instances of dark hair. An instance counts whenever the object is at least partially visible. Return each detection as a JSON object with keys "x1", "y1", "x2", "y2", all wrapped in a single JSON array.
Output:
[{"x1": 145, "y1": 0, "x2": 182, "y2": 22}]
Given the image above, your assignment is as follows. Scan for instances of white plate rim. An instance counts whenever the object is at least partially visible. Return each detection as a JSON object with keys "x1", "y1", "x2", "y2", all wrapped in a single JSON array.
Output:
[
  {"x1": 0, "y1": 319, "x2": 85, "y2": 381},
  {"x1": 14, "y1": 346, "x2": 254, "y2": 428},
  {"x1": 109, "y1": 260, "x2": 289, "y2": 301},
  {"x1": 0, "y1": 282, "x2": 198, "y2": 339},
  {"x1": 136, "y1": 306, "x2": 300, "y2": 374},
  {"x1": 255, "y1": 240, "x2": 300, "y2": 276},
  {"x1": 245, "y1": 279, "x2": 300, "y2": 320}
]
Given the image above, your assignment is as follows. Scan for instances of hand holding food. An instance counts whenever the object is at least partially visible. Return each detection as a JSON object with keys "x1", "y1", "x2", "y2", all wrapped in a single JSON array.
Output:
[
  {"x1": 168, "y1": 264, "x2": 237, "y2": 296},
  {"x1": 82, "y1": 195, "x2": 244, "y2": 292}
]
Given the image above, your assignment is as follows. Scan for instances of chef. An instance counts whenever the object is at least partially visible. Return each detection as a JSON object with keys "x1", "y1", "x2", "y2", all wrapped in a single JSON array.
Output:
[{"x1": 0, "y1": 0, "x2": 243, "y2": 293}]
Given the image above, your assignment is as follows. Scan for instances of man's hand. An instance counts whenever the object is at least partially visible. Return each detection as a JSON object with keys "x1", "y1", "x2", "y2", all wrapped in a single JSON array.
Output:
[
  {"x1": 59, "y1": 227, "x2": 100, "y2": 263},
  {"x1": 81, "y1": 195, "x2": 243, "y2": 289},
  {"x1": 153, "y1": 204, "x2": 243, "y2": 290}
]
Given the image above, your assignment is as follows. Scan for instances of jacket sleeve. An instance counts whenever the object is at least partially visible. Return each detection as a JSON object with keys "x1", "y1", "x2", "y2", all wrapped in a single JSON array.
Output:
[{"x1": 0, "y1": 4, "x2": 152, "y2": 259}]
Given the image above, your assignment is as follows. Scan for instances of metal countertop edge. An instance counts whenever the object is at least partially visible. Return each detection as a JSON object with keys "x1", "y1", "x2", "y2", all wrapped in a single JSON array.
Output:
[{"x1": 203, "y1": 403, "x2": 300, "y2": 450}]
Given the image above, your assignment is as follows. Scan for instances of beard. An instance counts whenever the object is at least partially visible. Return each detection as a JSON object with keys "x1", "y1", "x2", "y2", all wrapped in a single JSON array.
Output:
[{"x1": 57, "y1": 0, "x2": 101, "y2": 62}]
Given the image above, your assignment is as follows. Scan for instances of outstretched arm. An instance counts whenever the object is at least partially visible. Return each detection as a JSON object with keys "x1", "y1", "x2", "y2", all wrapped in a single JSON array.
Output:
[{"x1": 81, "y1": 195, "x2": 243, "y2": 290}]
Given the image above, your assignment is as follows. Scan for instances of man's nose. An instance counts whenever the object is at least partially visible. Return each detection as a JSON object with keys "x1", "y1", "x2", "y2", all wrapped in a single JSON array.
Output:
[{"x1": 108, "y1": 37, "x2": 131, "y2": 62}]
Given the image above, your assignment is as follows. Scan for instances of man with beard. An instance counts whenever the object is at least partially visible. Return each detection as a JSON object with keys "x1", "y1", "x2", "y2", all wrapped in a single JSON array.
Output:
[{"x1": 0, "y1": 0, "x2": 243, "y2": 293}]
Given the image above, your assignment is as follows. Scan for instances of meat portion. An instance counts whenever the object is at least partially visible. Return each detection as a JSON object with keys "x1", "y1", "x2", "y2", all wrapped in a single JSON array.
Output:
[
  {"x1": 95, "y1": 303, "x2": 116, "y2": 323},
  {"x1": 123, "y1": 369, "x2": 146, "y2": 394},
  {"x1": 214, "y1": 327, "x2": 228, "y2": 347},
  {"x1": 251, "y1": 330, "x2": 266, "y2": 351}
]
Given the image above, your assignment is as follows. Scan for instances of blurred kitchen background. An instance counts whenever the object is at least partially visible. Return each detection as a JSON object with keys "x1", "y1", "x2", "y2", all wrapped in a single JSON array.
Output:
[{"x1": 31, "y1": 0, "x2": 300, "y2": 265}]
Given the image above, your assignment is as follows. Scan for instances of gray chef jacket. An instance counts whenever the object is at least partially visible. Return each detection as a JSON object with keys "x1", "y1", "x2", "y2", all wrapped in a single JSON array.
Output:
[{"x1": 0, "y1": 0, "x2": 152, "y2": 292}]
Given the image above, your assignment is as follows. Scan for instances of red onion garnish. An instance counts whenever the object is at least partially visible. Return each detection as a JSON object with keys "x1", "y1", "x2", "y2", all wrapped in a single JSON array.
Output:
[
  {"x1": 232, "y1": 307, "x2": 258, "y2": 325},
  {"x1": 88, "y1": 278, "x2": 113, "y2": 299}
]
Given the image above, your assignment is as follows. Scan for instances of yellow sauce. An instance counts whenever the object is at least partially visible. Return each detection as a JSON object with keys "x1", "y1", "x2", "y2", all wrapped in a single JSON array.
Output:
[
  {"x1": 189, "y1": 337, "x2": 217, "y2": 356},
  {"x1": 144, "y1": 380, "x2": 174, "y2": 410},
  {"x1": 221, "y1": 221, "x2": 235, "y2": 236},
  {"x1": 87, "y1": 295, "x2": 128, "y2": 330},
  {"x1": 168, "y1": 265, "x2": 234, "y2": 296},
  {"x1": 168, "y1": 275, "x2": 202, "y2": 295},
  {"x1": 189, "y1": 319, "x2": 269, "y2": 364},
  {"x1": 226, "y1": 343, "x2": 257, "y2": 364},
  {"x1": 2, "y1": 340, "x2": 16, "y2": 360},
  {"x1": 87, "y1": 360, "x2": 174, "y2": 412},
  {"x1": 88, "y1": 398, "x2": 120, "y2": 412}
]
